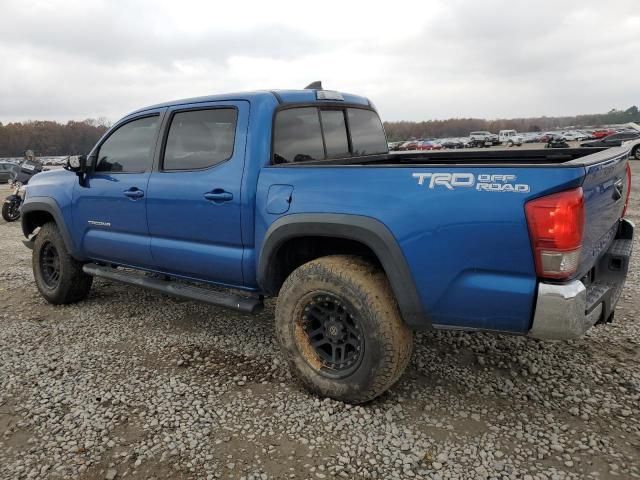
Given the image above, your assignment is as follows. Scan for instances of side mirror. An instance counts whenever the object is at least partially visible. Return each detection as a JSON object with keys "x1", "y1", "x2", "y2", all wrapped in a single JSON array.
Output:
[
  {"x1": 66, "y1": 155, "x2": 87, "y2": 172},
  {"x1": 66, "y1": 155, "x2": 88, "y2": 186}
]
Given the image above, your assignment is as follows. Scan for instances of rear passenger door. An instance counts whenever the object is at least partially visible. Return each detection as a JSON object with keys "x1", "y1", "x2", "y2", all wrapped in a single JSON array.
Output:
[{"x1": 146, "y1": 101, "x2": 248, "y2": 286}]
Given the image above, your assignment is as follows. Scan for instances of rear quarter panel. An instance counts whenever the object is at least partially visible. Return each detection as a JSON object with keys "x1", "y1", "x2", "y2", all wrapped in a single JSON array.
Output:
[{"x1": 256, "y1": 165, "x2": 585, "y2": 333}]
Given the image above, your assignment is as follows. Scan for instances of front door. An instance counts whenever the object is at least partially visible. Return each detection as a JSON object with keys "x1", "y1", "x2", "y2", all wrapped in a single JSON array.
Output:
[
  {"x1": 72, "y1": 112, "x2": 163, "y2": 267},
  {"x1": 146, "y1": 101, "x2": 248, "y2": 286}
]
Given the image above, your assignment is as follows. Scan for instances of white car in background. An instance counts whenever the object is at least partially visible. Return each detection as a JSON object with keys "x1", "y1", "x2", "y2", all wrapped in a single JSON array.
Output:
[
  {"x1": 499, "y1": 129, "x2": 523, "y2": 146},
  {"x1": 561, "y1": 131, "x2": 590, "y2": 141}
]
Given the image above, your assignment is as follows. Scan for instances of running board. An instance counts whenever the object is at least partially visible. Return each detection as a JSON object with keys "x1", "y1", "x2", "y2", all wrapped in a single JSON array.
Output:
[{"x1": 82, "y1": 263, "x2": 263, "y2": 314}]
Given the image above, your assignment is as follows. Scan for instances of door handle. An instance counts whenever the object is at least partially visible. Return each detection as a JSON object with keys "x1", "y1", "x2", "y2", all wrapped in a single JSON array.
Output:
[
  {"x1": 123, "y1": 188, "x2": 144, "y2": 199},
  {"x1": 204, "y1": 189, "x2": 233, "y2": 203}
]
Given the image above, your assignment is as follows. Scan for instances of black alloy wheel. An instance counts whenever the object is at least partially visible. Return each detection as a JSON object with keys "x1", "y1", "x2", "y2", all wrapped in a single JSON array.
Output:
[
  {"x1": 298, "y1": 293, "x2": 364, "y2": 378},
  {"x1": 38, "y1": 240, "x2": 61, "y2": 289}
]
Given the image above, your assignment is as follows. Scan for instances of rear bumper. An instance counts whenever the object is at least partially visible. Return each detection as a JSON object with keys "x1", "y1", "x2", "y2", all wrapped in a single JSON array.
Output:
[{"x1": 528, "y1": 219, "x2": 634, "y2": 340}]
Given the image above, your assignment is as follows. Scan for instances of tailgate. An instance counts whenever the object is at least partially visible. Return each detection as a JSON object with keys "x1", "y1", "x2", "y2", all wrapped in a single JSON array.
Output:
[{"x1": 577, "y1": 147, "x2": 630, "y2": 277}]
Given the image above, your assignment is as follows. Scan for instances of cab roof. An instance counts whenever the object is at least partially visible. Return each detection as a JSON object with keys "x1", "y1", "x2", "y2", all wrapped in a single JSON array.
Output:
[{"x1": 129, "y1": 89, "x2": 372, "y2": 117}]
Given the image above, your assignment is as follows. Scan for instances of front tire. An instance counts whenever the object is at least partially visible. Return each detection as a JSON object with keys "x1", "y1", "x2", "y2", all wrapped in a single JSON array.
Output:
[
  {"x1": 633, "y1": 146, "x2": 640, "y2": 161},
  {"x1": 2, "y1": 199, "x2": 21, "y2": 222},
  {"x1": 33, "y1": 222, "x2": 93, "y2": 304},
  {"x1": 275, "y1": 255, "x2": 413, "y2": 403}
]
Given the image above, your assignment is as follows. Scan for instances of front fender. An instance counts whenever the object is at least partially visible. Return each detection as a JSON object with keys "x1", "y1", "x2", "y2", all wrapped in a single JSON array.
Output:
[
  {"x1": 258, "y1": 213, "x2": 429, "y2": 328},
  {"x1": 21, "y1": 197, "x2": 79, "y2": 257}
]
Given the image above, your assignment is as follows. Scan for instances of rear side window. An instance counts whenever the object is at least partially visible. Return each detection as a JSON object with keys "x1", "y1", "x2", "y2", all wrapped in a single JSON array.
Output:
[
  {"x1": 273, "y1": 106, "x2": 387, "y2": 163},
  {"x1": 347, "y1": 108, "x2": 388, "y2": 156},
  {"x1": 273, "y1": 108, "x2": 324, "y2": 163},
  {"x1": 96, "y1": 116, "x2": 159, "y2": 173},
  {"x1": 163, "y1": 108, "x2": 237, "y2": 170}
]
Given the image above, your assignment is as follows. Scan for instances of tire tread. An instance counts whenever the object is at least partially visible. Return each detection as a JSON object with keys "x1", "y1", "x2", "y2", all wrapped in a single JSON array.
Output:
[
  {"x1": 276, "y1": 255, "x2": 413, "y2": 403},
  {"x1": 33, "y1": 222, "x2": 92, "y2": 304}
]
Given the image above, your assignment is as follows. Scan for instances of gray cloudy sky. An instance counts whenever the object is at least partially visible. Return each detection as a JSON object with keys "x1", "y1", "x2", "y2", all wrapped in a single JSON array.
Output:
[{"x1": 1, "y1": 0, "x2": 639, "y2": 123}]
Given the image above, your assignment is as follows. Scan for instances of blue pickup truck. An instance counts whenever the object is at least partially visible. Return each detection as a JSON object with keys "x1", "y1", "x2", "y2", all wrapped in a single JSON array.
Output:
[{"x1": 20, "y1": 86, "x2": 635, "y2": 403}]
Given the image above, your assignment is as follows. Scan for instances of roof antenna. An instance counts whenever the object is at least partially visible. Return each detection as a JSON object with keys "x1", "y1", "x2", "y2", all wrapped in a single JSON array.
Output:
[{"x1": 304, "y1": 81, "x2": 322, "y2": 90}]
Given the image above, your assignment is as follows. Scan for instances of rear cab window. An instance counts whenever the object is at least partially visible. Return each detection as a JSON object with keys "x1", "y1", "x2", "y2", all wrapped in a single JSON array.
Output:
[
  {"x1": 272, "y1": 108, "x2": 324, "y2": 164},
  {"x1": 347, "y1": 109, "x2": 388, "y2": 156},
  {"x1": 273, "y1": 106, "x2": 387, "y2": 164}
]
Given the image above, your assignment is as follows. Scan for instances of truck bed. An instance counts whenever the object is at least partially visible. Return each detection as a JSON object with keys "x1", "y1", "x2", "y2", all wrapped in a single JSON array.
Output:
[
  {"x1": 274, "y1": 147, "x2": 610, "y2": 167},
  {"x1": 260, "y1": 142, "x2": 633, "y2": 333}
]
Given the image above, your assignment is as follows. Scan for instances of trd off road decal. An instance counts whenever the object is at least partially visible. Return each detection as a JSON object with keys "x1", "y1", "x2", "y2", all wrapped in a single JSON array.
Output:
[{"x1": 412, "y1": 172, "x2": 530, "y2": 193}]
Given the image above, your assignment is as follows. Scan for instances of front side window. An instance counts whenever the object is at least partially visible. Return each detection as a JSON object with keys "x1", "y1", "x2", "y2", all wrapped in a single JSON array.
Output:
[
  {"x1": 347, "y1": 108, "x2": 388, "y2": 156},
  {"x1": 163, "y1": 108, "x2": 237, "y2": 170},
  {"x1": 273, "y1": 107, "x2": 324, "y2": 163},
  {"x1": 95, "y1": 116, "x2": 159, "y2": 173}
]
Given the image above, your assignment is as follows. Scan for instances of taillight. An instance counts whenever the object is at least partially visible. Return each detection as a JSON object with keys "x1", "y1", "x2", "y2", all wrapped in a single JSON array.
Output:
[
  {"x1": 622, "y1": 162, "x2": 632, "y2": 218},
  {"x1": 525, "y1": 187, "x2": 584, "y2": 280}
]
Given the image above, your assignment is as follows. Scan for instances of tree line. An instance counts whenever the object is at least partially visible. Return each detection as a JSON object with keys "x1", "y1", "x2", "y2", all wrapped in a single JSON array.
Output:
[
  {"x1": 384, "y1": 106, "x2": 640, "y2": 141},
  {"x1": 1, "y1": 107, "x2": 638, "y2": 156},
  {"x1": 0, "y1": 119, "x2": 110, "y2": 157}
]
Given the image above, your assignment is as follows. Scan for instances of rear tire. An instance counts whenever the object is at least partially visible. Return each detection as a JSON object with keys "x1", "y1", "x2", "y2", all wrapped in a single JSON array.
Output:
[
  {"x1": 633, "y1": 146, "x2": 640, "y2": 161},
  {"x1": 33, "y1": 222, "x2": 93, "y2": 304},
  {"x1": 275, "y1": 255, "x2": 413, "y2": 404}
]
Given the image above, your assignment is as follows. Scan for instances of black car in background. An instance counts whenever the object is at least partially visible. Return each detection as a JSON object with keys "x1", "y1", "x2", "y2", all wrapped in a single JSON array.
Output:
[
  {"x1": 581, "y1": 131, "x2": 639, "y2": 147},
  {"x1": 581, "y1": 131, "x2": 640, "y2": 160},
  {"x1": 440, "y1": 139, "x2": 464, "y2": 149},
  {"x1": 0, "y1": 161, "x2": 17, "y2": 183}
]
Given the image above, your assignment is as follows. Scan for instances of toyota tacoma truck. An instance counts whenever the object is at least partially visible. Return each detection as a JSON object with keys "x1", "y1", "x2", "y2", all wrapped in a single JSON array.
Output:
[{"x1": 20, "y1": 85, "x2": 635, "y2": 403}]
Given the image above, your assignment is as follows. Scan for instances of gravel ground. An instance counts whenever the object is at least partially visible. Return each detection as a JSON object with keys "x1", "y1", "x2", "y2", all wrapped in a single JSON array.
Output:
[{"x1": 0, "y1": 165, "x2": 639, "y2": 480}]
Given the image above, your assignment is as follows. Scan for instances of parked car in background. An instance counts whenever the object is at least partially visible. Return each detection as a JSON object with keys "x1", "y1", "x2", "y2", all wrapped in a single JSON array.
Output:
[
  {"x1": 417, "y1": 140, "x2": 442, "y2": 151},
  {"x1": 581, "y1": 132, "x2": 640, "y2": 159},
  {"x1": 461, "y1": 137, "x2": 474, "y2": 148},
  {"x1": 521, "y1": 133, "x2": 541, "y2": 143},
  {"x1": 398, "y1": 140, "x2": 419, "y2": 151},
  {"x1": 592, "y1": 129, "x2": 615, "y2": 139},
  {"x1": 469, "y1": 131, "x2": 494, "y2": 148},
  {"x1": 538, "y1": 133, "x2": 557, "y2": 143},
  {"x1": 440, "y1": 138, "x2": 464, "y2": 149},
  {"x1": 545, "y1": 135, "x2": 570, "y2": 148},
  {"x1": 578, "y1": 131, "x2": 592, "y2": 140},
  {"x1": 0, "y1": 161, "x2": 16, "y2": 183},
  {"x1": 470, "y1": 131, "x2": 493, "y2": 142},
  {"x1": 388, "y1": 141, "x2": 404, "y2": 151},
  {"x1": 560, "y1": 131, "x2": 578, "y2": 141},
  {"x1": 499, "y1": 130, "x2": 523, "y2": 146},
  {"x1": 562, "y1": 131, "x2": 590, "y2": 141}
]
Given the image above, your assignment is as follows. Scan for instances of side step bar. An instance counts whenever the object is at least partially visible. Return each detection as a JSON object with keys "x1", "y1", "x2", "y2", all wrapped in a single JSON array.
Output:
[{"x1": 82, "y1": 263, "x2": 263, "y2": 314}]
